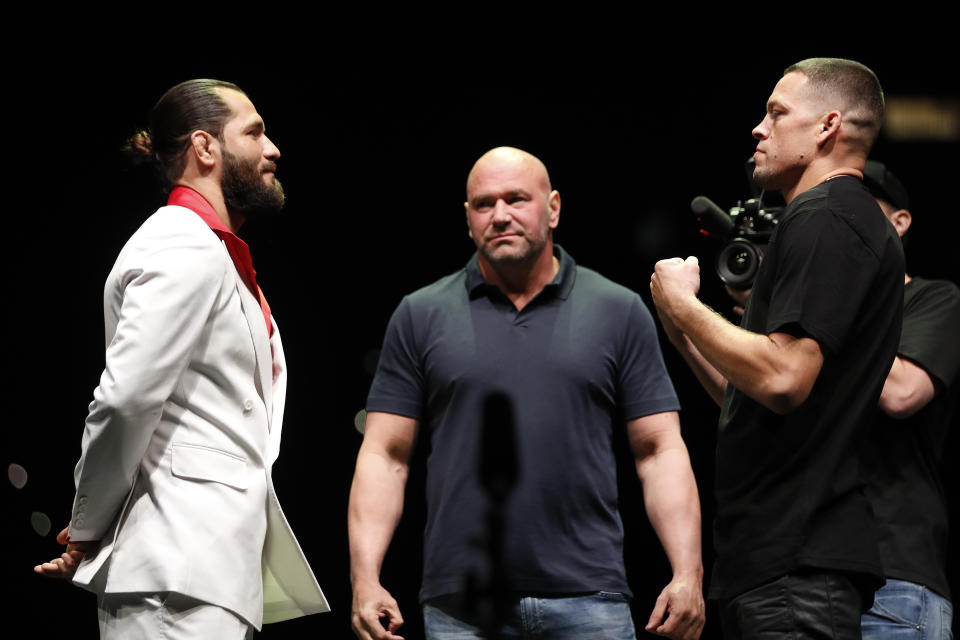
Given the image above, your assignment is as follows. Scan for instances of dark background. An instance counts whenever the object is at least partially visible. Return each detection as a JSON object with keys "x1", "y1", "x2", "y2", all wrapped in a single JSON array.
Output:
[{"x1": 6, "y1": 45, "x2": 959, "y2": 638}]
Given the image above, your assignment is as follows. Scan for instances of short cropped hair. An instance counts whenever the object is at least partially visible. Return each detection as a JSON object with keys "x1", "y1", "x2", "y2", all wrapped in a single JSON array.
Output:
[
  {"x1": 785, "y1": 58, "x2": 884, "y2": 151},
  {"x1": 124, "y1": 79, "x2": 243, "y2": 189}
]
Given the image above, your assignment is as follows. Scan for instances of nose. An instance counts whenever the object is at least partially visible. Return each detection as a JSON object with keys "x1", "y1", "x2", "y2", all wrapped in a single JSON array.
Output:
[
  {"x1": 263, "y1": 135, "x2": 280, "y2": 160},
  {"x1": 752, "y1": 118, "x2": 768, "y2": 141},
  {"x1": 491, "y1": 199, "x2": 512, "y2": 224}
]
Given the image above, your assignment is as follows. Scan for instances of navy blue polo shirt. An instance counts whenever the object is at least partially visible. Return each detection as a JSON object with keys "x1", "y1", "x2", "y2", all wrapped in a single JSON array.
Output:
[{"x1": 367, "y1": 246, "x2": 680, "y2": 601}]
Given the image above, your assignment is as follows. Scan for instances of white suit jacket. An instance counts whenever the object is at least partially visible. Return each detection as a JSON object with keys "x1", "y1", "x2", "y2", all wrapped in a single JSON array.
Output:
[{"x1": 69, "y1": 204, "x2": 329, "y2": 629}]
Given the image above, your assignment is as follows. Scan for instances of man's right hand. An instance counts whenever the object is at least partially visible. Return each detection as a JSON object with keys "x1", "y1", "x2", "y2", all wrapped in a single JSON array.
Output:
[
  {"x1": 33, "y1": 524, "x2": 98, "y2": 580},
  {"x1": 645, "y1": 572, "x2": 705, "y2": 640},
  {"x1": 352, "y1": 581, "x2": 405, "y2": 640},
  {"x1": 650, "y1": 257, "x2": 702, "y2": 324}
]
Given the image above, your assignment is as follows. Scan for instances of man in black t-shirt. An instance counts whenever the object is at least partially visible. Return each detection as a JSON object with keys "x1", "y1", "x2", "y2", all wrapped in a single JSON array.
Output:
[
  {"x1": 859, "y1": 160, "x2": 959, "y2": 639},
  {"x1": 651, "y1": 58, "x2": 903, "y2": 638}
]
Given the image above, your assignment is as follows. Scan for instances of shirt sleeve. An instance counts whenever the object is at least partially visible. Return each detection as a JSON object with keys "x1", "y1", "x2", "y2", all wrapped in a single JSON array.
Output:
[
  {"x1": 618, "y1": 295, "x2": 681, "y2": 421},
  {"x1": 900, "y1": 280, "x2": 960, "y2": 390},
  {"x1": 365, "y1": 297, "x2": 425, "y2": 420},
  {"x1": 71, "y1": 221, "x2": 228, "y2": 540},
  {"x1": 765, "y1": 208, "x2": 880, "y2": 354}
]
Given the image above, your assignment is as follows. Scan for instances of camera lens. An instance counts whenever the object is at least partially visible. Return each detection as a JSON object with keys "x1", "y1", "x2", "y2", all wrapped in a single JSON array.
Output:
[
  {"x1": 727, "y1": 249, "x2": 751, "y2": 275},
  {"x1": 716, "y1": 239, "x2": 763, "y2": 289}
]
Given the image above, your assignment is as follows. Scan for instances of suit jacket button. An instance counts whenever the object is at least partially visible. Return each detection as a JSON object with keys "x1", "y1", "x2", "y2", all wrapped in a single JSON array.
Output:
[{"x1": 243, "y1": 399, "x2": 254, "y2": 413}]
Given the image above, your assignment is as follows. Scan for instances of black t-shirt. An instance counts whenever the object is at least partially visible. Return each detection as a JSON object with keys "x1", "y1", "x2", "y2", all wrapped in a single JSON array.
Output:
[
  {"x1": 367, "y1": 247, "x2": 680, "y2": 601},
  {"x1": 711, "y1": 176, "x2": 904, "y2": 600},
  {"x1": 863, "y1": 277, "x2": 960, "y2": 600}
]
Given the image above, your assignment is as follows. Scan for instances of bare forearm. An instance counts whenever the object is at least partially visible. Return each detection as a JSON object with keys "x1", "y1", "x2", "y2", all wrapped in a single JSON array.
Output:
[
  {"x1": 627, "y1": 411, "x2": 705, "y2": 638},
  {"x1": 671, "y1": 296, "x2": 819, "y2": 413},
  {"x1": 879, "y1": 356, "x2": 937, "y2": 419},
  {"x1": 637, "y1": 446, "x2": 703, "y2": 580},
  {"x1": 348, "y1": 450, "x2": 408, "y2": 586},
  {"x1": 672, "y1": 333, "x2": 727, "y2": 407}
]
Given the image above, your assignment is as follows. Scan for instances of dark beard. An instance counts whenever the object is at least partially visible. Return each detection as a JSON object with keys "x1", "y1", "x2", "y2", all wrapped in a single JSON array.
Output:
[{"x1": 221, "y1": 149, "x2": 285, "y2": 218}]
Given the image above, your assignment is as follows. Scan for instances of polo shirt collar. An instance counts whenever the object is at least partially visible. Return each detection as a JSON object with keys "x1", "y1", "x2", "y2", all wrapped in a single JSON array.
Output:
[{"x1": 466, "y1": 244, "x2": 576, "y2": 300}]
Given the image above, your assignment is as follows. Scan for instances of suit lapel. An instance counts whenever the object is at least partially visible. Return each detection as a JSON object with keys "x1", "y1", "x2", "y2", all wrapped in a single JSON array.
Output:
[
  {"x1": 267, "y1": 321, "x2": 286, "y2": 463},
  {"x1": 228, "y1": 256, "x2": 274, "y2": 429}
]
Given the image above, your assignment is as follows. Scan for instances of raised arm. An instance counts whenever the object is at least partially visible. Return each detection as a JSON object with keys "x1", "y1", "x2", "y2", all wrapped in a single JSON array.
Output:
[
  {"x1": 651, "y1": 257, "x2": 823, "y2": 414},
  {"x1": 348, "y1": 411, "x2": 420, "y2": 640},
  {"x1": 629, "y1": 411, "x2": 705, "y2": 639}
]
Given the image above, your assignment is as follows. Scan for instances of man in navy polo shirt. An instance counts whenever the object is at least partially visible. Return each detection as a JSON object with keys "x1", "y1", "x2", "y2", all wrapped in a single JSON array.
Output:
[{"x1": 348, "y1": 146, "x2": 705, "y2": 640}]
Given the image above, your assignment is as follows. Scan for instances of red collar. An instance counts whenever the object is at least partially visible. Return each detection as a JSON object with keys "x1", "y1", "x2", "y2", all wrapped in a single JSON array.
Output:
[
  {"x1": 167, "y1": 185, "x2": 232, "y2": 234},
  {"x1": 167, "y1": 186, "x2": 273, "y2": 337}
]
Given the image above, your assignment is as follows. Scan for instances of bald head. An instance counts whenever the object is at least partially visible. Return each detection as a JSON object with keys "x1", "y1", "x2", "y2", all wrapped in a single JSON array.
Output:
[
  {"x1": 464, "y1": 146, "x2": 561, "y2": 272},
  {"x1": 466, "y1": 147, "x2": 552, "y2": 198}
]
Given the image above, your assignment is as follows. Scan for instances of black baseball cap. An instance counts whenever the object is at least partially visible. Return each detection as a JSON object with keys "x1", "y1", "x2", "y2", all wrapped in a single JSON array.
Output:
[{"x1": 863, "y1": 160, "x2": 910, "y2": 210}]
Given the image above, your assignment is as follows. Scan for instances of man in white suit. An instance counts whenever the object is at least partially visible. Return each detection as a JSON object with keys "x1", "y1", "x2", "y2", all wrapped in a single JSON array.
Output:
[{"x1": 34, "y1": 79, "x2": 328, "y2": 638}]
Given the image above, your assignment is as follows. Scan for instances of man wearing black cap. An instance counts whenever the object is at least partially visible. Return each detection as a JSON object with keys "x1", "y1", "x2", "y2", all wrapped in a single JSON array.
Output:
[{"x1": 859, "y1": 160, "x2": 960, "y2": 638}]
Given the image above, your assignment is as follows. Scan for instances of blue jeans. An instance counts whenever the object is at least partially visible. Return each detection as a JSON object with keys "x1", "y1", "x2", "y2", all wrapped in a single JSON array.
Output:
[
  {"x1": 862, "y1": 579, "x2": 953, "y2": 639},
  {"x1": 422, "y1": 592, "x2": 637, "y2": 639}
]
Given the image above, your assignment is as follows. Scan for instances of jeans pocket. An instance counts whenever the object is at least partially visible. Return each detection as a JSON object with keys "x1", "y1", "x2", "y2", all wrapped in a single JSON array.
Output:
[
  {"x1": 869, "y1": 591, "x2": 923, "y2": 627},
  {"x1": 939, "y1": 599, "x2": 953, "y2": 640}
]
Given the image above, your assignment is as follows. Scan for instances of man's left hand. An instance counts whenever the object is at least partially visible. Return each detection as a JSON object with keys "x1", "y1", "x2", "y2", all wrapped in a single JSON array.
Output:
[{"x1": 644, "y1": 573, "x2": 705, "y2": 639}]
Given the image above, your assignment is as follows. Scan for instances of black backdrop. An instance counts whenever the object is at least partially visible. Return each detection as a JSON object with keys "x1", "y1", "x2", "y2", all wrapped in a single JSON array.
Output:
[{"x1": 6, "y1": 46, "x2": 959, "y2": 638}]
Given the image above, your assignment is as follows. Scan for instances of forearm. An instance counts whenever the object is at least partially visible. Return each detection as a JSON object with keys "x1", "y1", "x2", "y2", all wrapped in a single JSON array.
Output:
[
  {"x1": 879, "y1": 356, "x2": 937, "y2": 419},
  {"x1": 71, "y1": 392, "x2": 165, "y2": 539},
  {"x1": 671, "y1": 296, "x2": 818, "y2": 413},
  {"x1": 637, "y1": 444, "x2": 703, "y2": 581},
  {"x1": 348, "y1": 449, "x2": 409, "y2": 587},
  {"x1": 672, "y1": 332, "x2": 728, "y2": 407}
]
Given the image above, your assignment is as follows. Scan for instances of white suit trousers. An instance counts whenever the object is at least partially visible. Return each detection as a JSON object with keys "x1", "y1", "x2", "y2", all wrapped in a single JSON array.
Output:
[{"x1": 97, "y1": 592, "x2": 252, "y2": 639}]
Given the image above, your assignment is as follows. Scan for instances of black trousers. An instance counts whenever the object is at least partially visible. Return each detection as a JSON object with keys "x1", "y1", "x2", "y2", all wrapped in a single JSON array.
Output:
[{"x1": 718, "y1": 571, "x2": 866, "y2": 639}]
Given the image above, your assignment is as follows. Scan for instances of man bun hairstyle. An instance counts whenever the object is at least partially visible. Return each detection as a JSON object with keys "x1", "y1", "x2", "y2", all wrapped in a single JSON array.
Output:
[
  {"x1": 784, "y1": 58, "x2": 885, "y2": 152},
  {"x1": 122, "y1": 79, "x2": 243, "y2": 189}
]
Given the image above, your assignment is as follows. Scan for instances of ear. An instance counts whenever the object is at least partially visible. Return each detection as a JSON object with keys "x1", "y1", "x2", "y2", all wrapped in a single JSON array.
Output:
[
  {"x1": 464, "y1": 201, "x2": 473, "y2": 238},
  {"x1": 547, "y1": 190, "x2": 561, "y2": 230},
  {"x1": 189, "y1": 130, "x2": 218, "y2": 169},
  {"x1": 816, "y1": 111, "x2": 842, "y2": 147},
  {"x1": 887, "y1": 208, "x2": 912, "y2": 238}
]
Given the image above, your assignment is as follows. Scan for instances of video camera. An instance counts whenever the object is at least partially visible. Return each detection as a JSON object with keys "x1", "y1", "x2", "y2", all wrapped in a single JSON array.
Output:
[{"x1": 690, "y1": 159, "x2": 785, "y2": 290}]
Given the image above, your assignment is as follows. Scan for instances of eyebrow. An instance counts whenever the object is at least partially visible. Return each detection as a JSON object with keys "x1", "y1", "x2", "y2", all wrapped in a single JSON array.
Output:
[
  {"x1": 766, "y1": 99, "x2": 787, "y2": 112},
  {"x1": 471, "y1": 189, "x2": 531, "y2": 204}
]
